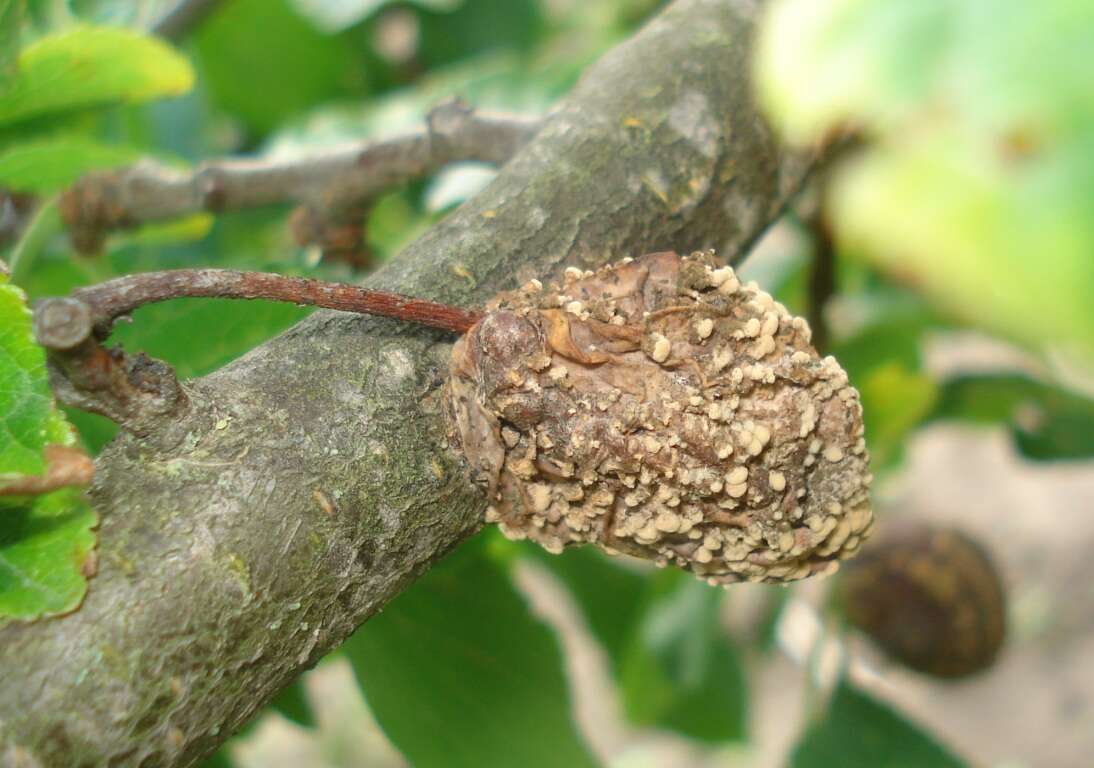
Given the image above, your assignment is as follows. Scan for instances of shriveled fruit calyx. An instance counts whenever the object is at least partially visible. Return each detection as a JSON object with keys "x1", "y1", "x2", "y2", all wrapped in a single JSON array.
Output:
[{"x1": 445, "y1": 250, "x2": 873, "y2": 584}]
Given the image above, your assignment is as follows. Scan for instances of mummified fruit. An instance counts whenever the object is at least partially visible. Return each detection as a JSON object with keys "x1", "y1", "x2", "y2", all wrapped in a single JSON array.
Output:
[
  {"x1": 444, "y1": 251, "x2": 872, "y2": 584},
  {"x1": 839, "y1": 523, "x2": 1007, "y2": 678}
]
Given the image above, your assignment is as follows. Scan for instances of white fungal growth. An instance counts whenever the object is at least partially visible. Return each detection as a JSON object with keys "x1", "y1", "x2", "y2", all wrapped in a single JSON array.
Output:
[
  {"x1": 695, "y1": 317, "x2": 715, "y2": 340},
  {"x1": 769, "y1": 471, "x2": 786, "y2": 492},
  {"x1": 446, "y1": 250, "x2": 872, "y2": 586},
  {"x1": 726, "y1": 466, "x2": 748, "y2": 485},
  {"x1": 650, "y1": 333, "x2": 672, "y2": 363}
]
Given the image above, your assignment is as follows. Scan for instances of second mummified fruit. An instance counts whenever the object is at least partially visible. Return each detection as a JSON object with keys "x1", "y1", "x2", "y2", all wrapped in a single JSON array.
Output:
[
  {"x1": 838, "y1": 523, "x2": 1007, "y2": 678},
  {"x1": 445, "y1": 251, "x2": 872, "y2": 584}
]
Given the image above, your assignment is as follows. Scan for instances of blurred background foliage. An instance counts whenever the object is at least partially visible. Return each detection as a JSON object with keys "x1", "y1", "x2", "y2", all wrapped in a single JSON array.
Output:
[{"x1": 1, "y1": 0, "x2": 1092, "y2": 765}]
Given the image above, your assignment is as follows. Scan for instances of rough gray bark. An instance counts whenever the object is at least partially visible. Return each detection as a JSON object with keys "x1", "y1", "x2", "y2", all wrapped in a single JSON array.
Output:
[{"x1": 0, "y1": 1, "x2": 816, "y2": 765}]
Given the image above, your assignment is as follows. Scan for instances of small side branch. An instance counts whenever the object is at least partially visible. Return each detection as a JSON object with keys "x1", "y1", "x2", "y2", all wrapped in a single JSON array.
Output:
[
  {"x1": 806, "y1": 197, "x2": 836, "y2": 353},
  {"x1": 59, "y1": 100, "x2": 543, "y2": 257},
  {"x1": 33, "y1": 270, "x2": 481, "y2": 430},
  {"x1": 0, "y1": 446, "x2": 94, "y2": 497},
  {"x1": 66, "y1": 269, "x2": 483, "y2": 335}
]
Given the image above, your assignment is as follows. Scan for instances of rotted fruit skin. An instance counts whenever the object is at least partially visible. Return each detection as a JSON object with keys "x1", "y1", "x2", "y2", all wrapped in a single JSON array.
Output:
[
  {"x1": 838, "y1": 523, "x2": 1007, "y2": 678},
  {"x1": 444, "y1": 251, "x2": 873, "y2": 585}
]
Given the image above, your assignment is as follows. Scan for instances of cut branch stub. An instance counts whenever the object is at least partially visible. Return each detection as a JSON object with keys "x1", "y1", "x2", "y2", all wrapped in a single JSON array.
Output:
[{"x1": 445, "y1": 251, "x2": 873, "y2": 584}]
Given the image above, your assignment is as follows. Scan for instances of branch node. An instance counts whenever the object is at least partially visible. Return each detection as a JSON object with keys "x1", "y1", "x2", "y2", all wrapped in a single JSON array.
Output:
[{"x1": 34, "y1": 298, "x2": 187, "y2": 434}]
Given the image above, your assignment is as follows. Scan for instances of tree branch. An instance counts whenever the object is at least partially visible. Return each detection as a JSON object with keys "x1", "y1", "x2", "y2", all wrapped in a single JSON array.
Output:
[
  {"x1": 0, "y1": 2, "x2": 820, "y2": 765},
  {"x1": 58, "y1": 100, "x2": 543, "y2": 256}
]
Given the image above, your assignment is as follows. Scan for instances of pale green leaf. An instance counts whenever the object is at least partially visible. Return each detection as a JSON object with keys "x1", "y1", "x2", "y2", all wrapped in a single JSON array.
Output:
[
  {"x1": 0, "y1": 26, "x2": 194, "y2": 126},
  {"x1": 0, "y1": 135, "x2": 144, "y2": 193},
  {"x1": 758, "y1": 0, "x2": 1094, "y2": 350},
  {"x1": 0, "y1": 0, "x2": 24, "y2": 88}
]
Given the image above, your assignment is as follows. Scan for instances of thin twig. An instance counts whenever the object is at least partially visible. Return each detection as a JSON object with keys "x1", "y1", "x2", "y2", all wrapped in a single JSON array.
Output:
[
  {"x1": 68, "y1": 269, "x2": 484, "y2": 336},
  {"x1": 32, "y1": 269, "x2": 482, "y2": 430},
  {"x1": 0, "y1": 445, "x2": 94, "y2": 497},
  {"x1": 806, "y1": 191, "x2": 837, "y2": 353},
  {"x1": 59, "y1": 100, "x2": 543, "y2": 255}
]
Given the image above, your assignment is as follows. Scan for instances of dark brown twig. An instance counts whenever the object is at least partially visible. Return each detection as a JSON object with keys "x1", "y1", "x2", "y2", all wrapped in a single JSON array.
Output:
[
  {"x1": 67, "y1": 270, "x2": 483, "y2": 336},
  {"x1": 59, "y1": 100, "x2": 543, "y2": 257},
  {"x1": 806, "y1": 194, "x2": 836, "y2": 353},
  {"x1": 33, "y1": 270, "x2": 482, "y2": 430}
]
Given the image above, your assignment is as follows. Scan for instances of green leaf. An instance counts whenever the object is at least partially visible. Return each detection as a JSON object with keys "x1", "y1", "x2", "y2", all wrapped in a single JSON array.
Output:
[
  {"x1": 0, "y1": 274, "x2": 96, "y2": 621},
  {"x1": 0, "y1": 487, "x2": 96, "y2": 621},
  {"x1": 196, "y1": 746, "x2": 235, "y2": 768},
  {"x1": 343, "y1": 536, "x2": 599, "y2": 768},
  {"x1": 192, "y1": 0, "x2": 356, "y2": 136},
  {"x1": 0, "y1": 135, "x2": 144, "y2": 193},
  {"x1": 541, "y1": 548, "x2": 747, "y2": 743},
  {"x1": 618, "y1": 573, "x2": 747, "y2": 743},
  {"x1": 0, "y1": 273, "x2": 70, "y2": 476},
  {"x1": 269, "y1": 678, "x2": 315, "y2": 728},
  {"x1": 757, "y1": 0, "x2": 1094, "y2": 350},
  {"x1": 416, "y1": 0, "x2": 544, "y2": 69},
  {"x1": 791, "y1": 681, "x2": 966, "y2": 768},
  {"x1": 855, "y1": 361, "x2": 937, "y2": 469},
  {"x1": 829, "y1": 305, "x2": 938, "y2": 470},
  {"x1": 931, "y1": 373, "x2": 1094, "y2": 461},
  {"x1": 0, "y1": 0, "x2": 24, "y2": 88},
  {"x1": 0, "y1": 26, "x2": 194, "y2": 127}
]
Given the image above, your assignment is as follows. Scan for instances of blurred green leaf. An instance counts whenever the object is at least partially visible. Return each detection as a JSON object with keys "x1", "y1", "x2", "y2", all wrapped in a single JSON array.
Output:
[
  {"x1": 7, "y1": 197, "x2": 61, "y2": 299},
  {"x1": 196, "y1": 746, "x2": 234, "y2": 768},
  {"x1": 343, "y1": 536, "x2": 599, "y2": 768},
  {"x1": 855, "y1": 362, "x2": 937, "y2": 469},
  {"x1": 269, "y1": 678, "x2": 315, "y2": 728},
  {"x1": 0, "y1": 26, "x2": 194, "y2": 127},
  {"x1": 0, "y1": 0, "x2": 24, "y2": 87},
  {"x1": 619, "y1": 573, "x2": 747, "y2": 743},
  {"x1": 758, "y1": 0, "x2": 1094, "y2": 350},
  {"x1": 417, "y1": 0, "x2": 543, "y2": 69},
  {"x1": 289, "y1": 0, "x2": 458, "y2": 33},
  {"x1": 791, "y1": 681, "x2": 965, "y2": 768},
  {"x1": 830, "y1": 305, "x2": 938, "y2": 469},
  {"x1": 0, "y1": 273, "x2": 96, "y2": 622},
  {"x1": 111, "y1": 298, "x2": 308, "y2": 381},
  {"x1": 932, "y1": 373, "x2": 1094, "y2": 461},
  {"x1": 0, "y1": 136, "x2": 143, "y2": 193},
  {"x1": 192, "y1": 0, "x2": 357, "y2": 136},
  {"x1": 542, "y1": 548, "x2": 746, "y2": 743}
]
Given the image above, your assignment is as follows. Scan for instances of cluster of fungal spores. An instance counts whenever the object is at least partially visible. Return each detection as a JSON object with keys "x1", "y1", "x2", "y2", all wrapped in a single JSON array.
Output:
[{"x1": 445, "y1": 251, "x2": 872, "y2": 584}]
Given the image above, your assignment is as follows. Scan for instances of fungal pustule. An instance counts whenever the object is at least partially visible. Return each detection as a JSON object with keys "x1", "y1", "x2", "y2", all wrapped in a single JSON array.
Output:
[{"x1": 445, "y1": 250, "x2": 872, "y2": 585}]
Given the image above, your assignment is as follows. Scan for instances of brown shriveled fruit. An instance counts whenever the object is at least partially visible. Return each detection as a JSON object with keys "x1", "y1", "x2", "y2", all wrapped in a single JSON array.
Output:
[
  {"x1": 838, "y1": 523, "x2": 1007, "y2": 678},
  {"x1": 444, "y1": 250, "x2": 872, "y2": 584}
]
